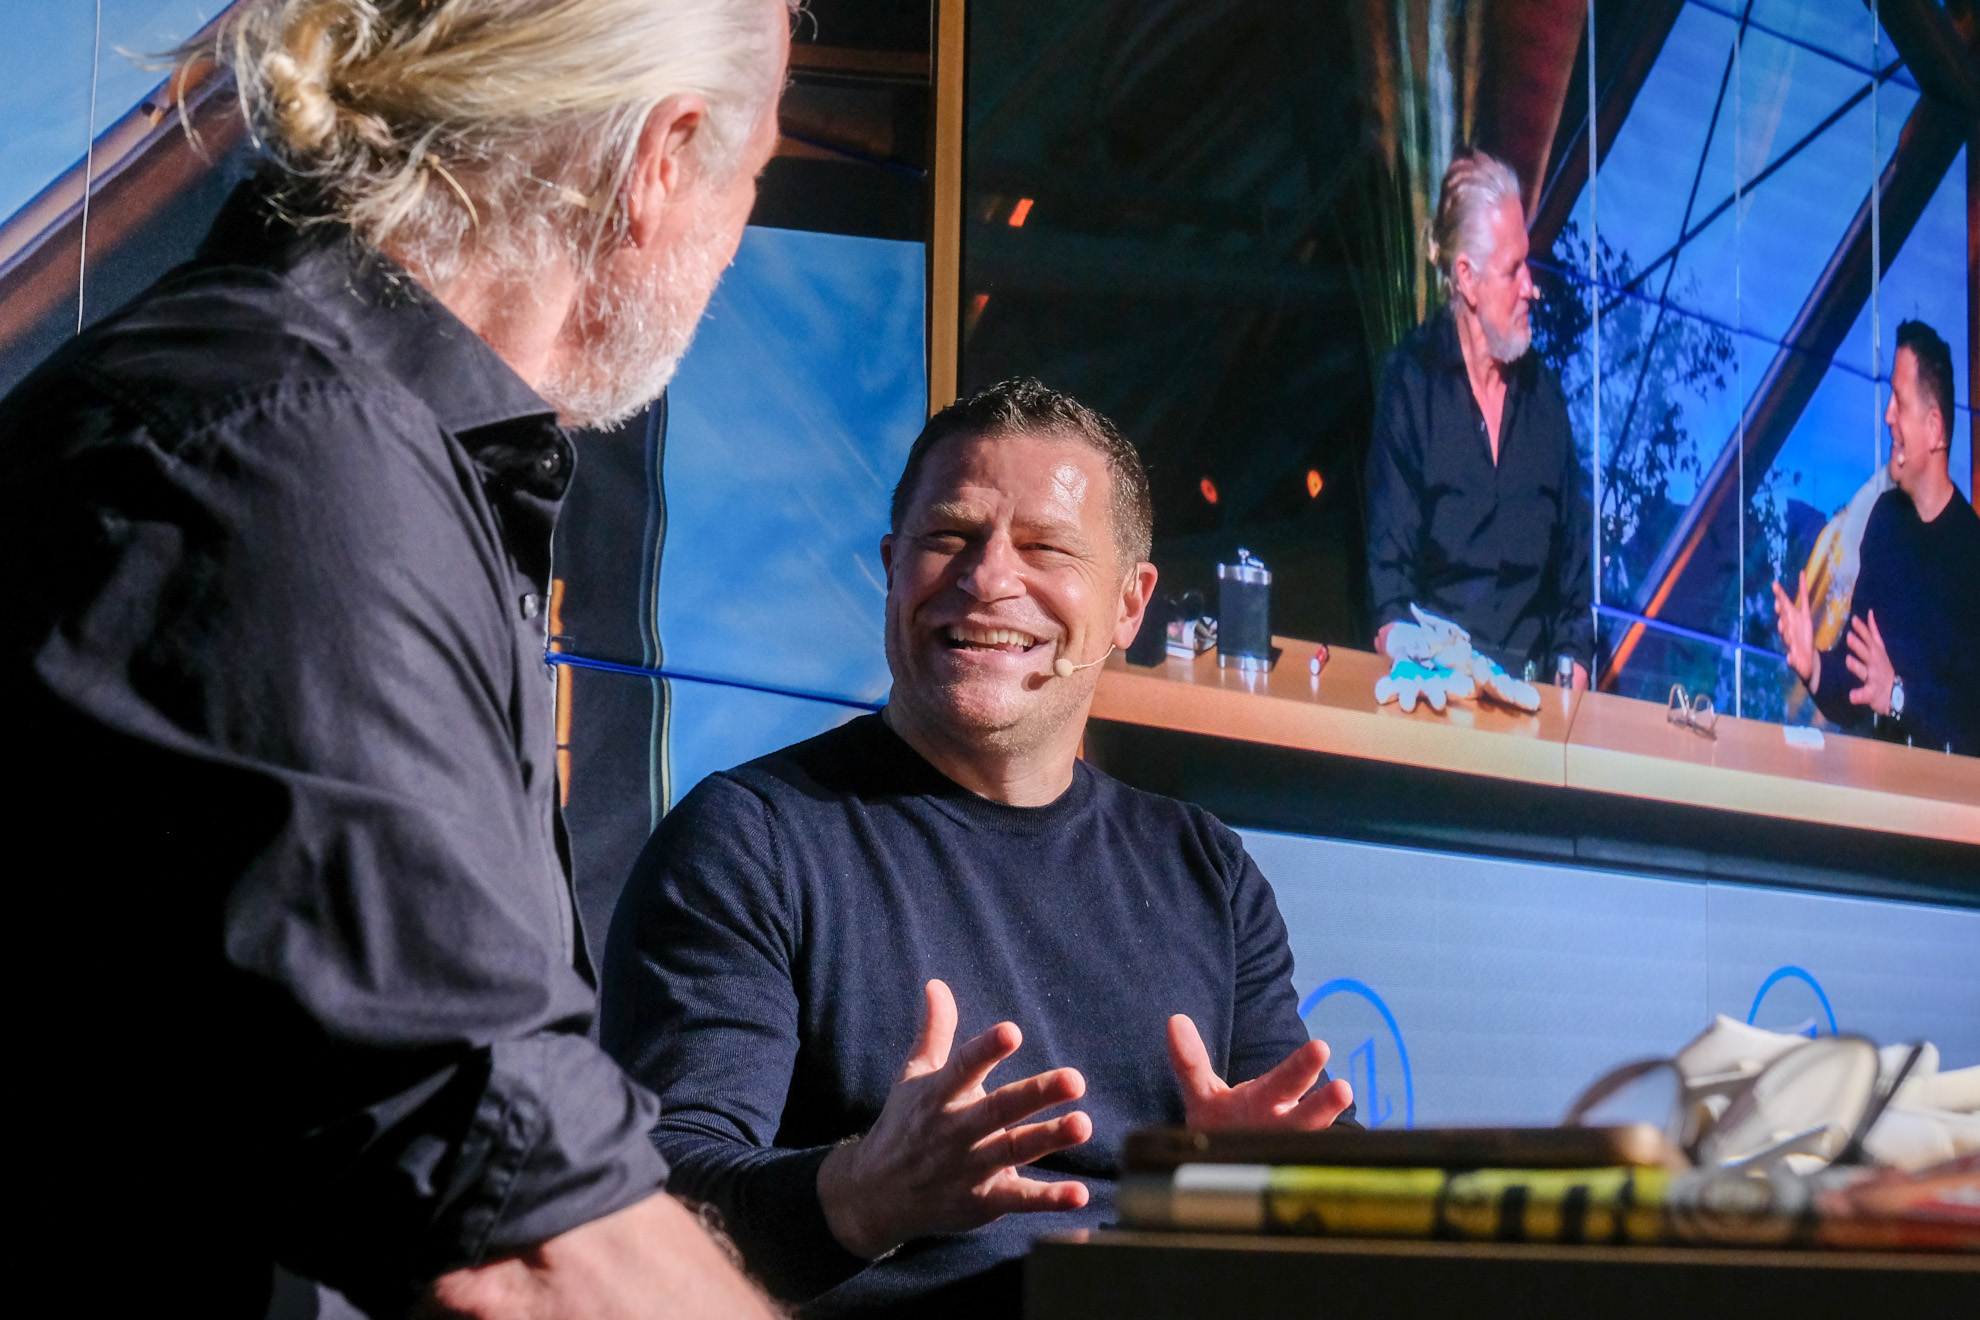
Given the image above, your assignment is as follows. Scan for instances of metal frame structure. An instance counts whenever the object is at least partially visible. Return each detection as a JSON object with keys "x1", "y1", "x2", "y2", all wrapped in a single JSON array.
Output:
[
  {"x1": 928, "y1": 0, "x2": 966, "y2": 414},
  {"x1": 1605, "y1": 0, "x2": 1978, "y2": 687}
]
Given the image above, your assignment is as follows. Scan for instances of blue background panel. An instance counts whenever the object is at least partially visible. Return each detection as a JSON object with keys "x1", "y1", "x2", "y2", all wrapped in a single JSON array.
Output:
[
  {"x1": 0, "y1": 1, "x2": 219, "y2": 224},
  {"x1": 1253, "y1": 829, "x2": 1980, "y2": 1129},
  {"x1": 660, "y1": 225, "x2": 923, "y2": 716},
  {"x1": 665, "y1": 679, "x2": 860, "y2": 808},
  {"x1": 0, "y1": 5, "x2": 95, "y2": 223},
  {"x1": 658, "y1": 224, "x2": 925, "y2": 803}
]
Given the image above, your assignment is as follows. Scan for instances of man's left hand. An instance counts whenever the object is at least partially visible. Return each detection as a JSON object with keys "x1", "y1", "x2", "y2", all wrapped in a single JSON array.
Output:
[
  {"x1": 1844, "y1": 609, "x2": 1896, "y2": 716},
  {"x1": 1166, "y1": 1015, "x2": 1354, "y2": 1131}
]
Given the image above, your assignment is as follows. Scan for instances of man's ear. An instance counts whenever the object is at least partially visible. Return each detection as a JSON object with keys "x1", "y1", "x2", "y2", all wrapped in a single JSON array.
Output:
[
  {"x1": 1450, "y1": 252, "x2": 1476, "y2": 309},
  {"x1": 1112, "y1": 561, "x2": 1161, "y2": 650},
  {"x1": 622, "y1": 95, "x2": 710, "y2": 250},
  {"x1": 880, "y1": 533, "x2": 896, "y2": 590}
]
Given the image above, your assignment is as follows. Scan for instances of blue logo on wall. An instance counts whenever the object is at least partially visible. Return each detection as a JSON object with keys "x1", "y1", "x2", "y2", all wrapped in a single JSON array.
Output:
[
  {"x1": 1298, "y1": 978, "x2": 1414, "y2": 1129},
  {"x1": 1746, "y1": 965, "x2": 1837, "y2": 1038}
]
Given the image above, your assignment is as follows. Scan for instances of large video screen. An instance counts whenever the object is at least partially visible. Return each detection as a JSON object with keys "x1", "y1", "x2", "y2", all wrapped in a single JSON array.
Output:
[{"x1": 959, "y1": 0, "x2": 1972, "y2": 726}]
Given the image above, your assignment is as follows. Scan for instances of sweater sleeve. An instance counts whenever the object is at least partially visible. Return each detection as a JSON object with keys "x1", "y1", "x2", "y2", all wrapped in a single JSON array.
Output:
[
  {"x1": 1813, "y1": 640, "x2": 1869, "y2": 730},
  {"x1": 1812, "y1": 502, "x2": 1888, "y2": 734},
  {"x1": 1366, "y1": 349, "x2": 1427, "y2": 637},
  {"x1": 600, "y1": 775, "x2": 868, "y2": 1302},
  {"x1": 1223, "y1": 833, "x2": 1357, "y2": 1126}
]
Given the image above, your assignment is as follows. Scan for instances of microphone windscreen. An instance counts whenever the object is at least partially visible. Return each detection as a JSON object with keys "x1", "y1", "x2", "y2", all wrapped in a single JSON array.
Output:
[{"x1": 1053, "y1": 657, "x2": 1075, "y2": 679}]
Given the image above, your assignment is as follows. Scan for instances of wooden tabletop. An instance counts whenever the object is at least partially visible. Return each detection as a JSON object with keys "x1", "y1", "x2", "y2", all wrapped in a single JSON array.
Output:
[
  {"x1": 1091, "y1": 640, "x2": 1980, "y2": 845},
  {"x1": 1091, "y1": 641, "x2": 1578, "y2": 788}
]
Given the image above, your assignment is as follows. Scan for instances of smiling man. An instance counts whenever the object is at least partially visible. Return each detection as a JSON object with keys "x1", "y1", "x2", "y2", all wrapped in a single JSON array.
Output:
[
  {"x1": 602, "y1": 378, "x2": 1355, "y2": 1318},
  {"x1": 1774, "y1": 319, "x2": 1980, "y2": 755}
]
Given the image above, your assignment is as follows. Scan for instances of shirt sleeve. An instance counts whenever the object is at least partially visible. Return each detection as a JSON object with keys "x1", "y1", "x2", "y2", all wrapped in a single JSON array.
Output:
[
  {"x1": 601, "y1": 774, "x2": 869, "y2": 1303},
  {"x1": 1549, "y1": 373, "x2": 1595, "y2": 671},
  {"x1": 1365, "y1": 349, "x2": 1427, "y2": 637},
  {"x1": 1221, "y1": 831, "x2": 1358, "y2": 1126},
  {"x1": 14, "y1": 382, "x2": 666, "y2": 1312}
]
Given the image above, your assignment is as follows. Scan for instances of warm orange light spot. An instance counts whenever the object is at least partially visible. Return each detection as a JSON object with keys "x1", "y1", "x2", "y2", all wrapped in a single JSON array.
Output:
[
  {"x1": 1008, "y1": 197, "x2": 1034, "y2": 227},
  {"x1": 1306, "y1": 468, "x2": 1324, "y2": 498},
  {"x1": 1200, "y1": 476, "x2": 1219, "y2": 505},
  {"x1": 970, "y1": 292, "x2": 990, "y2": 315}
]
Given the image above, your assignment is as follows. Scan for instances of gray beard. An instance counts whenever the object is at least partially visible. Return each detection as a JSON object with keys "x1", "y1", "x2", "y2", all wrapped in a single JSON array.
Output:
[
  {"x1": 1482, "y1": 314, "x2": 1531, "y2": 364},
  {"x1": 539, "y1": 211, "x2": 728, "y2": 431}
]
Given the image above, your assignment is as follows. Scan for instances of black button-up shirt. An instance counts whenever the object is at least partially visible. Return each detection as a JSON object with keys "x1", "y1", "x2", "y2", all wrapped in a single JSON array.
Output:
[
  {"x1": 2, "y1": 182, "x2": 665, "y2": 1313},
  {"x1": 1364, "y1": 307, "x2": 1593, "y2": 674}
]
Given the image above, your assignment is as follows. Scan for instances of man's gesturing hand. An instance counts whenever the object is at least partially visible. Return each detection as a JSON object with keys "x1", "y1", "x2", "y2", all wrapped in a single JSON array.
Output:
[
  {"x1": 1772, "y1": 572, "x2": 1818, "y2": 689},
  {"x1": 1845, "y1": 609, "x2": 1896, "y2": 716},
  {"x1": 817, "y1": 980, "x2": 1092, "y2": 1260},
  {"x1": 1167, "y1": 1015, "x2": 1354, "y2": 1131}
]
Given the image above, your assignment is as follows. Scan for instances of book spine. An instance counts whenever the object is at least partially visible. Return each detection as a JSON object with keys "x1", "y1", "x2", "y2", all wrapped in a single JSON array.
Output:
[{"x1": 1121, "y1": 1165, "x2": 1821, "y2": 1247}]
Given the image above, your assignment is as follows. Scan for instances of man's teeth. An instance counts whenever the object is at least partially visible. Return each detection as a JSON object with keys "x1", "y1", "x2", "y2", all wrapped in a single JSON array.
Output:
[{"x1": 946, "y1": 625, "x2": 1039, "y2": 650}]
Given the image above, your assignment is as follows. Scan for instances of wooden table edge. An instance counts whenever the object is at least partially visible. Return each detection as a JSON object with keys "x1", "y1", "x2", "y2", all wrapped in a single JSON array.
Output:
[
  {"x1": 1091, "y1": 666, "x2": 1569, "y2": 789},
  {"x1": 1034, "y1": 1228, "x2": 1980, "y2": 1272},
  {"x1": 1563, "y1": 740, "x2": 1980, "y2": 846}
]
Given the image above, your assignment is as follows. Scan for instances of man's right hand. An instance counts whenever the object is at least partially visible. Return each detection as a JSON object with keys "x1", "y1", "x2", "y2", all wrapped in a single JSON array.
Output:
[
  {"x1": 1771, "y1": 571, "x2": 1818, "y2": 690},
  {"x1": 425, "y1": 1191, "x2": 779, "y2": 1319},
  {"x1": 816, "y1": 979, "x2": 1092, "y2": 1260}
]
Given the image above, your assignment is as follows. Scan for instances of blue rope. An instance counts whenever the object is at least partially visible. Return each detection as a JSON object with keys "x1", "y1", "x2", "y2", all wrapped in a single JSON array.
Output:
[
  {"x1": 546, "y1": 650, "x2": 885, "y2": 712},
  {"x1": 1593, "y1": 603, "x2": 1785, "y2": 664}
]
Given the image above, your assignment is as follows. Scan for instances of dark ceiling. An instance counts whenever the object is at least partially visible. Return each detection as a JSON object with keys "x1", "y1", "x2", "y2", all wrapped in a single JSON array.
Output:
[{"x1": 962, "y1": 0, "x2": 1380, "y2": 643}]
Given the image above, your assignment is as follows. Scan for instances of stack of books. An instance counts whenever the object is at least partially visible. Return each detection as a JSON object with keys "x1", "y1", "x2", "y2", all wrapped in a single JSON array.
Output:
[{"x1": 1117, "y1": 1126, "x2": 1979, "y2": 1252}]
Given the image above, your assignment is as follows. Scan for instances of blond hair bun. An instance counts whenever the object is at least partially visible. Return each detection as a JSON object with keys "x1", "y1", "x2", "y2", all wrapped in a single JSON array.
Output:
[{"x1": 189, "y1": 0, "x2": 790, "y2": 285}]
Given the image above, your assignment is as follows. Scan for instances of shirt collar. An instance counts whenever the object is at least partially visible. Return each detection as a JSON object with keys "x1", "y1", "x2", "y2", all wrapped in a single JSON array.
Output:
[
  {"x1": 196, "y1": 179, "x2": 558, "y2": 439},
  {"x1": 1427, "y1": 301, "x2": 1531, "y2": 392},
  {"x1": 1429, "y1": 302, "x2": 1467, "y2": 372}
]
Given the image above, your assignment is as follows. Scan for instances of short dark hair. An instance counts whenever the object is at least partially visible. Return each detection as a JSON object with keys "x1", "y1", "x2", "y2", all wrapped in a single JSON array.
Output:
[
  {"x1": 1895, "y1": 319, "x2": 1955, "y2": 444},
  {"x1": 890, "y1": 378, "x2": 1154, "y2": 565}
]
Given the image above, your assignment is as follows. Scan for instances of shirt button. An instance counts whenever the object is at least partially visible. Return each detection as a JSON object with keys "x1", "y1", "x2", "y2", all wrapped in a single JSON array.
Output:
[{"x1": 520, "y1": 592, "x2": 541, "y2": 620}]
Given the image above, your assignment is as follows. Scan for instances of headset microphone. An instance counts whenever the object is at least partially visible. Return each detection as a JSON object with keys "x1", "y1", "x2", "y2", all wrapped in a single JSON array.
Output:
[{"x1": 1051, "y1": 645, "x2": 1116, "y2": 680}]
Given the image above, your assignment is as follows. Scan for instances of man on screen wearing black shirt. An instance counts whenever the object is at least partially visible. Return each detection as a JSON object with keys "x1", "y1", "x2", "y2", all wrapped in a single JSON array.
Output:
[
  {"x1": 603, "y1": 380, "x2": 1356, "y2": 1319},
  {"x1": 1774, "y1": 320, "x2": 1980, "y2": 755},
  {"x1": 1366, "y1": 148, "x2": 1593, "y2": 685}
]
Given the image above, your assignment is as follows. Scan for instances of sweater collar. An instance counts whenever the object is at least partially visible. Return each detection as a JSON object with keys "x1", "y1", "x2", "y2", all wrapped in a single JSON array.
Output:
[{"x1": 861, "y1": 714, "x2": 1094, "y2": 835}]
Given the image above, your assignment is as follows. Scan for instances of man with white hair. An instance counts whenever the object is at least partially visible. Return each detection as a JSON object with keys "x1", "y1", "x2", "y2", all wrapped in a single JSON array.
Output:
[
  {"x1": 0, "y1": 2, "x2": 790, "y2": 1316},
  {"x1": 1365, "y1": 147, "x2": 1593, "y2": 687}
]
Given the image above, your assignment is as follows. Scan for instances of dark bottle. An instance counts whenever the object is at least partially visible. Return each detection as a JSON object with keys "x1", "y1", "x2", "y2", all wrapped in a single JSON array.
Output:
[{"x1": 1216, "y1": 549, "x2": 1273, "y2": 671}]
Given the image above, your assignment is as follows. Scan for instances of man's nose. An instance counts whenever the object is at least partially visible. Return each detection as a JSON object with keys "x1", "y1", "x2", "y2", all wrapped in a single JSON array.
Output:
[{"x1": 956, "y1": 533, "x2": 1024, "y2": 601}]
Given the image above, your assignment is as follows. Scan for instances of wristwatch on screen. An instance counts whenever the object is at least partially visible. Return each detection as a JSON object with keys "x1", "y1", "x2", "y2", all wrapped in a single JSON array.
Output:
[{"x1": 1890, "y1": 675, "x2": 1905, "y2": 721}]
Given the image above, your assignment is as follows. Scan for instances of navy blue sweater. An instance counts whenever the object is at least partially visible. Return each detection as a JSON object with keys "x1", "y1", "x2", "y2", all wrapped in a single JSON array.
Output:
[
  {"x1": 1814, "y1": 487, "x2": 1980, "y2": 755},
  {"x1": 600, "y1": 714, "x2": 1327, "y2": 1316}
]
